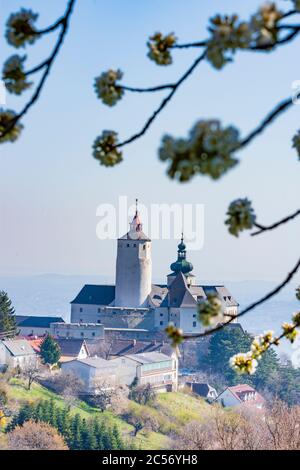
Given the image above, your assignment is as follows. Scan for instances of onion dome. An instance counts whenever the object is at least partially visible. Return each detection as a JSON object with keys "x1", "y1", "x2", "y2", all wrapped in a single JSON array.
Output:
[{"x1": 170, "y1": 235, "x2": 193, "y2": 275}]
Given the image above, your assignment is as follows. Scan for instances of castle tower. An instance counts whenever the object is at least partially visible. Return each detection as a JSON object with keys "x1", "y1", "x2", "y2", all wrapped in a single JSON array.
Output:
[{"x1": 114, "y1": 200, "x2": 152, "y2": 307}]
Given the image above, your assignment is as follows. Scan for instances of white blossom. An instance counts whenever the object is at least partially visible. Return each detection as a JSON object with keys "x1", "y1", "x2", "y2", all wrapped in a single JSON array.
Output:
[
  {"x1": 230, "y1": 352, "x2": 258, "y2": 375},
  {"x1": 94, "y1": 69, "x2": 124, "y2": 107},
  {"x1": 6, "y1": 9, "x2": 39, "y2": 48},
  {"x1": 147, "y1": 32, "x2": 177, "y2": 66},
  {"x1": 207, "y1": 15, "x2": 252, "y2": 69},
  {"x1": 92, "y1": 130, "x2": 122, "y2": 167},
  {"x1": 2, "y1": 55, "x2": 32, "y2": 95},
  {"x1": 225, "y1": 198, "x2": 256, "y2": 237},
  {"x1": 159, "y1": 120, "x2": 239, "y2": 182},
  {"x1": 0, "y1": 108, "x2": 23, "y2": 144}
]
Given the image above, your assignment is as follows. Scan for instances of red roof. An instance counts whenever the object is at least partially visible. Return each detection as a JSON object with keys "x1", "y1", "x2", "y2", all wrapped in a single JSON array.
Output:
[
  {"x1": 227, "y1": 384, "x2": 265, "y2": 405},
  {"x1": 19, "y1": 336, "x2": 44, "y2": 353}
]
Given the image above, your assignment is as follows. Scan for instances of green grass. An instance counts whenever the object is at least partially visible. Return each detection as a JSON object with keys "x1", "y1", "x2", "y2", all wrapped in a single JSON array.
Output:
[
  {"x1": 156, "y1": 392, "x2": 209, "y2": 425},
  {"x1": 4, "y1": 379, "x2": 212, "y2": 450},
  {"x1": 6, "y1": 378, "x2": 132, "y2": 435},
  {"x1": 135, "y1": 430, "x2": 172, "y2": 450}
]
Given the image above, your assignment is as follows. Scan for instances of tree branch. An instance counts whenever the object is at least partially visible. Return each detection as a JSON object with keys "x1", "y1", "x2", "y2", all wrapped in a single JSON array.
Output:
[
  {"x1": 183, "y1": 255, "x2": 300, "y2": 340},
  {"x1": 238, "y1": 96, "x2": 293, "y2": 150},
  {"x1": 252, "y1": 209, "x2": 300, "y2": 236},
  {"x1": 121, "y1": 83, "x2": 176, "y2": 93},
  {"x1": 0, "y1": 0, "x2": 76, "y2": 141},
  {"x1": 116, "y1": 51, "x2": 206, "y2": 149}
]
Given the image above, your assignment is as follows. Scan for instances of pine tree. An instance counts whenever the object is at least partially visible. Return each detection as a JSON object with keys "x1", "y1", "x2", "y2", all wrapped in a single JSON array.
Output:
[
  {"x1": 7, "y1": 402, "x2": 34, "y2": 431},
  {"x1": 40, "y1": 335, "x2": 61, "y2": 365},
  {"x1": 92, "y1": 418, "x2": 104, "y2": 449},
  {"x1": 0, "y1": 291, "x2": 17, "y2": 337},
  {"x1": 112, "y1": 424, "x2": 124, "y2": 450},
  {"x1": 69, "y1": 414, "x2": 83, "y2": 450}
]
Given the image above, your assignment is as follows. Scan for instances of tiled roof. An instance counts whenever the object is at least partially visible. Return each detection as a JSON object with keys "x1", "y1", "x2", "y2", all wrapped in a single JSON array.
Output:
[
  {"x1": 2, "y1": 339, "x2": 36, "y2": 357},
  {"x1": 186, "y1": 382, "x2": 217, "y2": 397},
  {"x1": 226, "y1": 384, "x2": 265, "y2": 404},
  {"x1": 55, "y1": 338, "x2": 88, "y2": 357},
  {"x1": 75, "y1": 357, "x2": 117, "y2": 369},
  {"x1": 87, "y1": 339, "x2": 173, "y2": 358},
  {"x1": 18, "y1": 316, "x2": 65, "y2": 328},
  {"x1": 124, "y1": 351, "x2": 172, "y2": 364},
  {"x1": 15, "y1": 315, "x2": 30, "y2": 325},
  {"x1": 148, "y1": 285, "x2": 169, "y2": 307},
  {"x1": 26, "y1": 337, "x2": 44, "y2": 353},
  {"x1": 71, "y1": 284, "x2": 115, "y2": 305}
]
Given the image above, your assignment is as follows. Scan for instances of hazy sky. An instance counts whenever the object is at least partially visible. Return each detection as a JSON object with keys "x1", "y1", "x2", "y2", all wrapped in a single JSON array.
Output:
[{"x1": 1, "y1": 0, "x2": 300, "y2": 283}]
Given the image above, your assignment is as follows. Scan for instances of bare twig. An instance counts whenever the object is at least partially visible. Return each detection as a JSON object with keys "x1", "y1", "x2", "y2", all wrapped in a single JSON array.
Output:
[
  {"x1": 121, "y1": 83, "x2": 175, "y2": 93},
  {"x1": 171, "y1": 40, "x2": 208, "y2": 49},
  {"x1": 116, "y1": 50, "x2": 206, "y2": 148},
  {"x1": 238, "y1": 96, "x2": 293, "y2": 150},
  {"x1": 252, "y1": 209, "x2": 300, "y2": 236},
  {"x1": 0, "y1": 0, "x2": 76, "y2": 141},
  {"x1": 183, "y1": 255, "x2": 300, "y2": 339}
]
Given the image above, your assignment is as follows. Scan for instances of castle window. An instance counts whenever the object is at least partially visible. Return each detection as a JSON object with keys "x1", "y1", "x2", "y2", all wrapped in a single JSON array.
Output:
[
  {"x1": 160, "y1": 313, "x2": 163, "y2": 317},
  {"x1": 97, "y1": 320, "x2": 101, "y2": 324},
  {"x1": 92, "y1": 332, "x2": 95, "y2": 337},
  {"x1": 193, "y1": 314, "x2": 196, "y2": 318},
  {"x1": 193, "y1": 321, "x2": 197, "y2": 327},
  {"x1": 80, "y1": 319, "x2": 83, "y2": 323},
  {"x1": 81, "y1": 332, "x2": 84, "y2": 337},
  {"x1": 160, "y1": 321, "x2": 163, "y2": 326},
  {"x1": 127, "y1": 243, "x2": 130, "y2": 247},
  {"x1": 98, "y1": 308, "x2": 100, "y2": 313},
  {"x1": 79, "y1": 308, "x2": 83, "y2": 313},
  {"x1": 143, "y1": 245, "x2": 146, "y2": 250},
  {"x1": 134, "y1": 243, "x2": 136, "y2": 247}
]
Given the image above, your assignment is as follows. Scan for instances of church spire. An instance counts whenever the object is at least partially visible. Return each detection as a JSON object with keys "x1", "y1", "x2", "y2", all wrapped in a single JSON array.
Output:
[
  {"x1": 130, "y1": 198, "x2": 142, "y2": 234},
  {"x1": 170, "y1": 234, "x2": 193, "y2": 275}
]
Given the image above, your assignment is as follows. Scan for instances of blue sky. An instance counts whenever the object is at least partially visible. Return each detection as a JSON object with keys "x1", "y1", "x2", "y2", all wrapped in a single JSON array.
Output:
[{"x1": 0, "y1": 0, "x2": 300, "y2": 283}]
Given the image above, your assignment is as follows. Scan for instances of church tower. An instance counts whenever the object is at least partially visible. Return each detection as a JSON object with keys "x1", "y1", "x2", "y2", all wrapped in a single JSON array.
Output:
[
  {"x1": 114, "y1": 200, "x2": 152, "y2": 307},
  {"x1": 167, "y1": 235, "x2": 195, "y2": 287}
]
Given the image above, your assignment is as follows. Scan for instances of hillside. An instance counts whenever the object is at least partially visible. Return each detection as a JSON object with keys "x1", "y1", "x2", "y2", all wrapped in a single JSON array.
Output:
[{"x1": 1, "y1": 378, "x2": 212, "y2": 450}]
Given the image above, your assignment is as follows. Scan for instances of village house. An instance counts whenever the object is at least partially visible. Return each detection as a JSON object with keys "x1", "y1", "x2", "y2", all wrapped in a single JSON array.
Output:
[
  {"x1": 61, "y1": 351, "x2": 178, "y2": 393},
  {"x1": 185, "y1": 382, "x2": 218, "y2": 402},
  {"x1": 55, "y1": 338, "x2": 89, "y2": 363},
  {"x1": 0, "y1": 339, "x2": 37, "y2": 370},
  {"x1": 215, "y1": 384, "x2": 265, "y2": 409}
]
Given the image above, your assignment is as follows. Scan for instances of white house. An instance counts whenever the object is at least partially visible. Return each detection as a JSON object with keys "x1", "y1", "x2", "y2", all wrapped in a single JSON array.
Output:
[
  {"x1": 185, "y1": 382, "x2": 218, "y2": 402},
  {"x1": 0, "y1": 339, "x2": 37, "y2": 370},
  {"x1": 215, "y1": 384, "x2": 265, "y2": 409},
  {"x1": 56, "y1": 338, "x2": 89, "y2": 363},
  {"x1": 61, "y1": 351, "x2": 178, "y2": 393}
]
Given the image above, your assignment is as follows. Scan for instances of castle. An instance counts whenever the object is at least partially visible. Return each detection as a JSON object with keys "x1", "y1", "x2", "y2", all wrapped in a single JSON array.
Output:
[{"x1": 71, "y1": 203, "x2": 238, "y2": 334}]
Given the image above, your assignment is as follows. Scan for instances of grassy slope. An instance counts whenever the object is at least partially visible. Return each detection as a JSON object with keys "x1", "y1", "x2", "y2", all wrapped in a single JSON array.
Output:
[{"x1": 5, "y1": 380, "x2": 211, "y2": 450}]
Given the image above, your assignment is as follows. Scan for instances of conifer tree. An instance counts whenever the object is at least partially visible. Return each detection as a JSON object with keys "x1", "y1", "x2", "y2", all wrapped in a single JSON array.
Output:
[
  {"x1": 69, "y1": 414, "x2": 83, "y2": 450},
  {"x1": 40, "y1": 335, "x2": 61, "y2": 365},
  {"x1": 0, "y1": 291, "x2": 17, "y2": 337}
]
